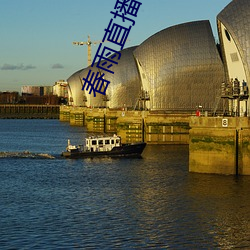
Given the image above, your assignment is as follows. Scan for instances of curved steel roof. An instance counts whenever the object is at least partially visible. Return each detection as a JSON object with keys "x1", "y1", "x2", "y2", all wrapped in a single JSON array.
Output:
[
  {"x1": 67, "y1": 68, "x2": 86, "y2": 106},
  {"x1": 79, "y1": 63, "x2": 106, "y2": 108},
  {"x1": 133, "y1": 20, "x2": 225, "y2": 111},
  {"x1": 217, "y1": 0, "x2": 250, "y2": 83},
  {"x1": 103, "y1": 46, "x2": 141, "y2": 109}
]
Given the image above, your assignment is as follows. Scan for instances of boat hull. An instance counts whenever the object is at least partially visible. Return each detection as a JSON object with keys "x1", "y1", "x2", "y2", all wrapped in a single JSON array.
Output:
[{"x1": 62, "y1": 142, "x2": 146, "y2": 159}]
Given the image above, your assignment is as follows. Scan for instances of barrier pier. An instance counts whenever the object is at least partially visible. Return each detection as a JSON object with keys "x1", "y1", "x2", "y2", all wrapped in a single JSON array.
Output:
[
  {"x1": 189, "y1": 117, "x2": 250, "y2": 175},
  {"x1": 59, "y1": 106, "x2": 190, "y2": 144}
]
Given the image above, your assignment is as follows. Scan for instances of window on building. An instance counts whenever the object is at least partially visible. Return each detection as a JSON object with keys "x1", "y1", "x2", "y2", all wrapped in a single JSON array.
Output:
[{"x1": 225, "y1": 29, "x2": 231, "y2": 42}]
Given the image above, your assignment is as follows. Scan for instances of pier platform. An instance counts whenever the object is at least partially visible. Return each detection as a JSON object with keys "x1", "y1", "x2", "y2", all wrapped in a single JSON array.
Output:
[{"x1": 0, "y1": 105, "x2": 59, "y2": 119}]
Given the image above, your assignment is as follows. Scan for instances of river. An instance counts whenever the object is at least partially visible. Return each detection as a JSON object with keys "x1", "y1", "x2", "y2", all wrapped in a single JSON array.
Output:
[{"x1": 0, "y1": 119, "x2": 249, "y2": 249}]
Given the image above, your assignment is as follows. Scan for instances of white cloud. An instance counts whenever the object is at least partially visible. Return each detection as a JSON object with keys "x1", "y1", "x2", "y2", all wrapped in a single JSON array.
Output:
[
  {"x1": 51, "y1": 63, "x2": 64, "y2": 69},
  {"x1": 1, "y1": 63, "x2": 36, "y2": 70}
]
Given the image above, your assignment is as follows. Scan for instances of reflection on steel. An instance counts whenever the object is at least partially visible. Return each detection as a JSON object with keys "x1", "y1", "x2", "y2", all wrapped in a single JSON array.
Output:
[
  {"x1": 68, "y1": 46, "x2": 141, "y2": 109},
  {"x1": 217, "y1": 0, "x2": 250, "y2": 83},
  {"x1": 102, "y1": 46, "x2": 141, "y2": 109},
  {"x1": 79, "y1": 63, "x2": 106, "y2": 108},
  {"x1": 67, "y1": 65, "x2": 107, "y2": 107},
  {"x1": 67, "y1": 69, "x2": 86, "y2": 106},
  {"x1": 217, "y1": 0, "x2": 250, "y2": 116},
  {"x1": 133, "y1": 20, "x2": 225, "y2": 111}
]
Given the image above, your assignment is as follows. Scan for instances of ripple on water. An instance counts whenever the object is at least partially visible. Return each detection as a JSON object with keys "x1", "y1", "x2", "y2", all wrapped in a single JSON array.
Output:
[{"x1": 0, "y1": 120, "x2": 250, "y2": 249}]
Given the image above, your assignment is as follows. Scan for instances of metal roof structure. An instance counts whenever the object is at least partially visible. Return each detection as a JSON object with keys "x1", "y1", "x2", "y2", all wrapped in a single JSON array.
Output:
[
  {"x1": 67, "y1": 0, "x2": 250, "y2": 114},
  {"x1": 217, "y1": 0, "x2": 250, "y2": 116},
  {"x1": 133, "y1": 20, "x2": 225, "y2": 111},
  {"x1": 67, "y1": 68, "x2": 85, "y2": 106},
  {"x1": 103, "y1": 46, "x2": 141, "y2": 109}
]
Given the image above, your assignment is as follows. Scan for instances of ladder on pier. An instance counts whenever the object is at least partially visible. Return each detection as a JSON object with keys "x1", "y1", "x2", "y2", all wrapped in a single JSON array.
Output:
[{"x1": 212, "y1": 89, "x2": 222, "y2": 116}]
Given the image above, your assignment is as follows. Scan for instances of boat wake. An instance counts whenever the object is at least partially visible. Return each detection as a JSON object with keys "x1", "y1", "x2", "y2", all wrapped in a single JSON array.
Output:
[{"x1": 0, "y1": 151, "x2": 55, "y2": 159}]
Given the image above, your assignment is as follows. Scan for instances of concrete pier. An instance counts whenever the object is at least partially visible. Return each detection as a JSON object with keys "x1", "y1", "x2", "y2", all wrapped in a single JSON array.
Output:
[
  {"x1": 60, "y1": 106, "x2": 250, "y2": 175},
  {"x1": 59, "y1": 105, "x2": 71, "y2": 122},
  {"x1": 189, "y1": 117, "x2": 250, "y2": 175},
  {"x1": 60, "y1": 106, "x2": 190, "y2": 144}
]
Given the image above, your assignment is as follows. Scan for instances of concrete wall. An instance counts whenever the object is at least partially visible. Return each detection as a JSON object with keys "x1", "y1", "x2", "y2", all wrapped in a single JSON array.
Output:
[
  {"x1": 145, "y1": 114, "x2": 189, "y2": 144},
  {"x1": 59, "y1": 106, "x2": 71, "y2": 122},
  {"x1": 189, "y1": 117, "x2": 250, "y2": 175},
  {"x1": 59, "y1": 106, "x2": 190, "y2": 144}
]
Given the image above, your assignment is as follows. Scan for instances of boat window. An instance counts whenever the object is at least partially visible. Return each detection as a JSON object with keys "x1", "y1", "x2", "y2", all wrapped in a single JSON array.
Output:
[
  {"x1": 105, "y1": 140, "x2": 110, "y2": 144},
  {"x1": 92, "y1": 140, "x2": 97, "y2": 145},
  {"x1": 111, "y1": 139, "x2": 114, "y2": 144},
  {"x1": 116, "y1": 139, "x2": 120, "y2": 144},
  {"x1": 98, "y1": 140, "x2": 103, "y2": 145}
]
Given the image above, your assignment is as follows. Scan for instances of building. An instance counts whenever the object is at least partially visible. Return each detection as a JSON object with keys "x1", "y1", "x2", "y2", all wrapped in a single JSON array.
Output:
[
  {"x1": 0, "y1": 92, "x2": 19, "y2": 104},
  {"x1": 53, "y1": 80, "x2": 68, "y2": 98},
  {"x1": 21, "y1": 85, "x2": 58, "y2": 105},
  {"x1": 21, "y1": 86, "x2": 53, "y2": 96}
]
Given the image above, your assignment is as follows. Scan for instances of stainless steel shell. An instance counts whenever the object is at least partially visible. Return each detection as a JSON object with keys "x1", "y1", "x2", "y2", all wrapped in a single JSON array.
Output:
[
  {"x1": 102, "y1": 46, "x2": 141, "y2": 109},
  {"x1": 133, "y1": 20, "x2": 225, "y2": 111},
  {"x1": 67, "y1": 68, "x2": 85, "y2": 106},
  {"x1": 217, "y1": 0, "x2": 250, "y2": 84}
]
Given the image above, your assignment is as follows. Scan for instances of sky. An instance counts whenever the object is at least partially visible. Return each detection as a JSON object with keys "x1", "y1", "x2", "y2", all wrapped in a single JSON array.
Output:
[{"x1": 0, "y1": 0, "x2": 232, "y2": 92}]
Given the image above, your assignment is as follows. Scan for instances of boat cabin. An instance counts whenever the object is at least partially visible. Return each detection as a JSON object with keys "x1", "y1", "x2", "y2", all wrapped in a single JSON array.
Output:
[{"x1": 85, "y1": 135, "x2": 121, "y2": 152}]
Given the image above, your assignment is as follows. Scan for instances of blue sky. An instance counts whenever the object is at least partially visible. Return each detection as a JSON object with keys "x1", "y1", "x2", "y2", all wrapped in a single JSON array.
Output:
[{"x1": 0, "y1": 0, "x2": 232, "y2": 92}]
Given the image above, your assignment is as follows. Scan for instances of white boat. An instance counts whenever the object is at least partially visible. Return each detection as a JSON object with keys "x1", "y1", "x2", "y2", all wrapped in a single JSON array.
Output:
[{"x1": 62, "y1": 134, "x2": 146, "y2": 158}]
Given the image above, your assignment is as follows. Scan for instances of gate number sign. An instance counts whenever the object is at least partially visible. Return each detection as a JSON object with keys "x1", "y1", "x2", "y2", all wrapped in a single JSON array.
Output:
[{"x1": 222, "y1": 118, "x2": 228, "y2": 127}]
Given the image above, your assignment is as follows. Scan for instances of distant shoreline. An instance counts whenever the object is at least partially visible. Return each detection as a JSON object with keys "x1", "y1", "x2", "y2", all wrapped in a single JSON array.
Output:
[{"x1": 0, "y1": 104, "x2": 59, "y2": 119}]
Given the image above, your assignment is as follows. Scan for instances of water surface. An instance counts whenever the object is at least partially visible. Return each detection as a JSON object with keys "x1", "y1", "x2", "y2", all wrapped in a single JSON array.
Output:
[{"x1": 0, "y1": 119, "x2": 249, "y2": 249}]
